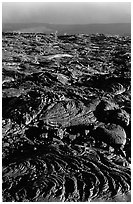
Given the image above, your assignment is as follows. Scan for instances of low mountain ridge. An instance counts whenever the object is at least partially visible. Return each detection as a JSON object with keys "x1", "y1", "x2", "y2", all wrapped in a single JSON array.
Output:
[{"x1": 2, "y1": 23, "x2": 131, "y2": 35}]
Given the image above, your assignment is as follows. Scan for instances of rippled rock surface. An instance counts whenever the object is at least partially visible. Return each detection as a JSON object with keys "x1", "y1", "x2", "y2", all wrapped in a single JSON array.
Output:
[
  {"x1": 2, "y1": 32, "x2": 131, "y2": 202},
  {"x1": 3, "y1": 144, "x2": 130, "y2": 202},
  {"x1": 41, "y1": 100, "x2": 97, "y2": 128}
]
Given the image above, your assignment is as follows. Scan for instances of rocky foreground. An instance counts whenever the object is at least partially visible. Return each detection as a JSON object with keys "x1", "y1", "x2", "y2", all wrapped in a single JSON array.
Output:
[{"x1": 2, "y1": 32, "x2": 131, "y2": 202}]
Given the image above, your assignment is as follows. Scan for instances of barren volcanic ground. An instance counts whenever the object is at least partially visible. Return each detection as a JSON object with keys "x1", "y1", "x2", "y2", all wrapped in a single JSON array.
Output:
[{"x1": 2, "y1": 32, "x2": 131, "y2": 202}]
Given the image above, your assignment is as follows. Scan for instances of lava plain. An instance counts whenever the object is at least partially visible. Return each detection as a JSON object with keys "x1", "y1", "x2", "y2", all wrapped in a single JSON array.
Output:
[{"x1": 2, "y1": 32, "x2": 131, "y2": 202}]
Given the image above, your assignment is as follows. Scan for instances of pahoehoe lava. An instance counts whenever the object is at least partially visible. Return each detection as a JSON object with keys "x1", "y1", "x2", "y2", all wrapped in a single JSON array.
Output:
[{"x1": 2, "y1": 32, "x2": 131, "y2": 202}]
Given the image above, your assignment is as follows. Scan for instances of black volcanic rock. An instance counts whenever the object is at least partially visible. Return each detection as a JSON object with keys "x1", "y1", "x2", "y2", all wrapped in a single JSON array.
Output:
[
  {"x1": 92, "y1": 123, "x2": 127, "y2": 155},
  {"x1": 96, "y1": 124, "x2": 126, "y2": 146},
  {"x1": 94, "y1": 99, "x2": 119, "y2": 122},
  {"x1": 102, "y1": 109, "x2": 130, "y2": 127}
]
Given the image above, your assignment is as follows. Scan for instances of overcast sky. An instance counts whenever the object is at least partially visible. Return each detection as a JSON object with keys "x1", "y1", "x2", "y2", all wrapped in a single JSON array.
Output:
[{"x1": 2, "y1": 2, "x2": 131, "y2": 24}]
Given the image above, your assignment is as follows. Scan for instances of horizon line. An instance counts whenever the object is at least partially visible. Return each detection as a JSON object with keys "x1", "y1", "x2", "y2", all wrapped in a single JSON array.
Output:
[{"x1": 2, "y1": 22, "x2": 131, "y2": 25}]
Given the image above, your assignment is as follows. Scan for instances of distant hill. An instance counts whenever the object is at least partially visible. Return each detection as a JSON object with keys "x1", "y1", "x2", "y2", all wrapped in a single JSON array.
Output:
[{"x1": 2, "y1": 23, "x2": 131, "y2": 36}]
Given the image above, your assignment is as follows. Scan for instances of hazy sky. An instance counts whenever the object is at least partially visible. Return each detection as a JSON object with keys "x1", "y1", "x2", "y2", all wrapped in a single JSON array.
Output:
[{"x1": 2, "y1": 2, "x2": 131, "y2": 24}]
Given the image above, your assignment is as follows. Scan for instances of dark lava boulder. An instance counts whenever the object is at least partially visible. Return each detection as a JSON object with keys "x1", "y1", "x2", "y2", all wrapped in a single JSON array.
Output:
[
  {"x1": 96, "y1": 99, "x2": 119, "y2": 112},
  {"x1": 92, "y1": 123, "x2": 126, "y2": 148},
  {"x1": 104, "y1": 109, "x2": 130, "y2": 127},
  {"x1": 94, "y1": 99, "x2": 119, "y2": 122}
]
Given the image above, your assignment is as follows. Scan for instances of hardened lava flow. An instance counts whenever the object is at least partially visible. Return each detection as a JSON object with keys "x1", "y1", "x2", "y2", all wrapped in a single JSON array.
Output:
[{"x1": 2, "y1": 32, "x2": 131, "y2": 202}]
